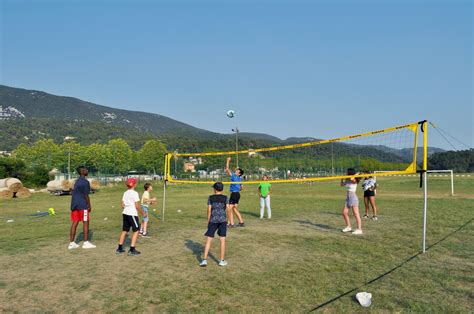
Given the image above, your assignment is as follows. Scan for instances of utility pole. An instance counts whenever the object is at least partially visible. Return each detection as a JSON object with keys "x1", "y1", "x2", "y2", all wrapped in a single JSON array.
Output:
[
  {"x1": 64, "y1": 136, "x2": 75, "y2": 180},
  {"x1": 68, "y1": 146, "x2": 71, "y2": 180},
  {"x1": 233, "y1": 127, "x2": 239, "y2": 167},
  {"x1": 331, "y1": 142, "x2": 335, "y2": 175}
]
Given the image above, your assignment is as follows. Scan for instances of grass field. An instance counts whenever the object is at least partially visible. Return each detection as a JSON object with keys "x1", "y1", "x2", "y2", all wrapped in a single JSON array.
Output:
[{"x1": 0, "y1": 175, "x2": 473, "y2": 312}]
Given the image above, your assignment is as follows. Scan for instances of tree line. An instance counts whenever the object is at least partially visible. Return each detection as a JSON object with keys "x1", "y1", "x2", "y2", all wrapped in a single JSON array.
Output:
[
  {"x1": 1, "y1": 138, "x2": 167, "y2": 186},
  {"x1": 4, "y1": 138, "x2": 167, "y2": 179},
  {"x1": 428, "y1": 150, "x2": 473, "y2": 173}
]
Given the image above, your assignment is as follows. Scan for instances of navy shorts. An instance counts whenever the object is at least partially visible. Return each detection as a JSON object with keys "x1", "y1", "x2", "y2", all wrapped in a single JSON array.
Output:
[
  {"x1": 205, "y1": 222, "x2": 227, "y2": 238},
  {"x1": 229, "y1": 192, "x2": 241, "y2": 205},
  {"x1": 122, "y1": 214, "x2": 140, "y2": 232}
]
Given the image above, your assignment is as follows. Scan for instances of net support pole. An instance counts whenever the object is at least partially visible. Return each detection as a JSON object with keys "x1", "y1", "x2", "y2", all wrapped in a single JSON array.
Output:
[
  {"x1": 421, "y1": 120, "x2": 428, "y2": 254},
  {"x1": 162, "y1": 180, "x2": 166, "y2": 222},
  {"x1": 450, "y1": 170, "x2": 454, "y2": 196},
  {"x1": 422, "y1": 171, "x2": 428, "y2": 253},
  {"x1": 162, "y1": 153, "x2": 169, "y2": 222}
]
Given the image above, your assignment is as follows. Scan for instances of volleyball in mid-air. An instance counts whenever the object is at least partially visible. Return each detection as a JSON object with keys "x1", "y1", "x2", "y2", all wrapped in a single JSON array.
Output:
[{"x1": 227, "y1": 110, "x2": 235, "y2": 118}]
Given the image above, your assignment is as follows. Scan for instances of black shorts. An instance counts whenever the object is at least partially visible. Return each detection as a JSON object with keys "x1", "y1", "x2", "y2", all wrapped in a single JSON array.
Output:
[
  {"x1": 205, "y1": 222, "x2": 227, "y2": 238},
  {"x1": 229, "y1": 192, "x2": 241, "y2": 205},
  {"x1": 364, "y1": 190, "x2": 376, "y2": 197},
  {"x1": 122, "y1": 214, "x2": 141, "y2": 232}
]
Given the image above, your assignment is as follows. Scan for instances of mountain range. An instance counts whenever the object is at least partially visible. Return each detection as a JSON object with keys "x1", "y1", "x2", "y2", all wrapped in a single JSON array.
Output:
[{"x1": 0, "y1": 84, "x2": 443, "y2": 162}]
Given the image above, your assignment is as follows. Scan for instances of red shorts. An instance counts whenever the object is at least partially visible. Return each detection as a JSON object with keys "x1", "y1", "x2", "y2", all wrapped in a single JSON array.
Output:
[{"x1": 71, "y1": 209, "x2": 91, "y2": 222}]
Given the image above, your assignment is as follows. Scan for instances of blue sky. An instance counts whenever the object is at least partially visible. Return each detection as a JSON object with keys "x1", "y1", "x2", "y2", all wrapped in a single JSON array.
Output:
[{"x1": 1, "y1": 0, "x2": 472, "y2": 149}]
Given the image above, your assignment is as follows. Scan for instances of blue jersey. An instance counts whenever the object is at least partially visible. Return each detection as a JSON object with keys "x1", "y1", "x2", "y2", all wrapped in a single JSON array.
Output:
[
  {"x1": 71, "y1": 177, "x2": 90, "y2": 210},
  {"x1": 230, "y1": 173, "x2": 242, "y2": 193}
]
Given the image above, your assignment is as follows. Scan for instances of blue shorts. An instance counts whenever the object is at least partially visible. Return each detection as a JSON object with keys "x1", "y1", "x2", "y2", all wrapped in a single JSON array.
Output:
[
  {"x1": 141, "y1": 205, "x2": 149, "y2": 222},
  {"x1": 205, "y1": 222, "x2": 227, "y2": 238}
]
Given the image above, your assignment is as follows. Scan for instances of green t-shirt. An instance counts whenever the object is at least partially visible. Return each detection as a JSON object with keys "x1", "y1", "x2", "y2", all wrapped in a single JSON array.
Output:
[{"x1": 259, "y1": 182, "x2": 271, "y2": 197}]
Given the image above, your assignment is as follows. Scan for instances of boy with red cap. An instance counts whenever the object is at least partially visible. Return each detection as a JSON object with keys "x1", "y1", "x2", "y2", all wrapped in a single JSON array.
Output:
[{"x1": 116, "y1": 177, "x2": 147, "y2": 256}]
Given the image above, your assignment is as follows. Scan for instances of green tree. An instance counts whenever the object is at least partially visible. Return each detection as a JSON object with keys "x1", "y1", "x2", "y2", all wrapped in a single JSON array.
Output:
[
  {"x1": 59, "y1": 141, "x2": 88, "y2": 175},
  {"x1": 12, "y1": 139, "x2": 62, "y2": 169},
  {"x1": 137, "y1": 139, "x2": 167, "y2": 173},
  {"x1": 107, "y1": 139, "x2": 134, "y2": 174},
  {"x1": 85, "y1": 143, "x2": 113, "y2": 174}
]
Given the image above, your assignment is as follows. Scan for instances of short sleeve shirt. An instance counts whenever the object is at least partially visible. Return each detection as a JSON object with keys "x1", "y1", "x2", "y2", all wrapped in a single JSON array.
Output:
[
  {"x1": 141, "y1": 190, "x2": 150, "y2": 205},
  {"x1": 122, "y1": 189, "x2": 140, "y2": 216},
  {"x1": 70, "y1": 177, "x2": 90, "y2": 211},
  {"x1": 362, "y1": 178, "x2": 376, "y2": 191},
  {"x1": 230, "y1": 173, "x2": 242, "y2": 193},
  {"x1": 208, "y1": 194, "x2": 228, "y2": 223}
]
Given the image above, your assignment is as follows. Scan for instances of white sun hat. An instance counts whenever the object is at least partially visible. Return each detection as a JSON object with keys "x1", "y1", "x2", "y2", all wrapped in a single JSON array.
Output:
[{"x1": 355, "y1": 292, "x2": 372, "y2": 307}]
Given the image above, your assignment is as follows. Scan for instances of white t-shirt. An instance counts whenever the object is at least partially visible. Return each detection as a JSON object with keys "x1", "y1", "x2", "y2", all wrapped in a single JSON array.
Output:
[
  {"x1": 122, "y1": 189, "x2": 140, "y2": 216},
  {"x1": 362, "y1": 178, "x2": 377, "y2": 191}
]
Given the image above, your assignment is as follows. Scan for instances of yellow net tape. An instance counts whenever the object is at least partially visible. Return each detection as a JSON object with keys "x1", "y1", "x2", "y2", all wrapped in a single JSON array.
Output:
[{"x1": 165, "y1": 121, "x2": 426, "y2": 185}]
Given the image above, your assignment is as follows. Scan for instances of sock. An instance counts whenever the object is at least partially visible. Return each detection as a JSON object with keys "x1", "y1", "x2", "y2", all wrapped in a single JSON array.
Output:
[{"x1": 118, "y1": 244, "x2": 123, "y2": 250}]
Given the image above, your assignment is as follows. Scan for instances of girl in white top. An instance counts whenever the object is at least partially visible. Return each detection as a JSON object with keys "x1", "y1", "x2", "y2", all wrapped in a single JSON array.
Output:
[
  {"x1": 362, "y1": 173, "x2": 378, "y2": 220},
  {"x1": 340, "y1": 168, "x2": 363, "y2": 235}
]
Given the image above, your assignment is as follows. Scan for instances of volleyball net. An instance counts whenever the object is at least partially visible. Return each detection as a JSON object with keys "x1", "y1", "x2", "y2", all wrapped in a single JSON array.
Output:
[{"x1": 163, "y1": 120, "x2": 428, "y2": 185}]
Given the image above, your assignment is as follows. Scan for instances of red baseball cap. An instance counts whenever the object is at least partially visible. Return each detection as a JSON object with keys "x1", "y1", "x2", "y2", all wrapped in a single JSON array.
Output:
[{"x1": 126, "y1": 177, "x2": 138, "y2": 186}]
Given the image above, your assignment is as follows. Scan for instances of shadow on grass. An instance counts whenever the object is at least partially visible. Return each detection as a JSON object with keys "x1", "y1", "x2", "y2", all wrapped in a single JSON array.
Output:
[
  {"x1": 293, "y1": 220, "x2": 338, "y2": 232},
  {"x1": 76, "y1": 230, "x2": 94, "y2": 242},
  {"x1": 185, "y1": 239, "x2": 219, "y2": 263},
  {"x1": 239, "y1": 211, "x2": 260, "y2": 218},
  {"x1": 320, "y1": 211, "x2": 342, "y2": 217}
]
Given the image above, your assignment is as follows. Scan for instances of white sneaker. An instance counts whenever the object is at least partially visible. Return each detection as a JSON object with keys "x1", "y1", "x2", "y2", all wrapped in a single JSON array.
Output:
[
  {"x1": 82, "y1": 241, "x2": 96, "y2": 249},
  {"x1": 199, "y1": 259, "x2": 208, "y2": 267},
  {"x1": 342, "y1": 226, "x2": 352, "y2": 233},
  {"x1": 352, "y1": 229, "x2": 363, "y2": 235},
  {"x1": 68, "y1": 242, "x2": 79, "y2": 250},
  {"x1": 218, "y1": 260, "x2": 228, "y2": 267}
]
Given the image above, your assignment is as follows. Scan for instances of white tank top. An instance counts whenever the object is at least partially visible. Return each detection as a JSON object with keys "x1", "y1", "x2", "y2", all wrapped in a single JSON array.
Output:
[{"x1": 346, "y1": 181, "x2": 357, "y2": 193}]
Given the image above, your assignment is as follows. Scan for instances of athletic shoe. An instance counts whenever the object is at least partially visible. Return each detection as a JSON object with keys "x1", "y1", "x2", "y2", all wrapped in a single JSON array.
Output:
[
  {"x1": 68, "y1": 242, "x2": 80, "y2": 250},
  {"x1": 82, "y1": 241, "x2": 96, "y2": 249},
  {"x1": 139, "y1": 230, "x2": 143, "y2": 235},
  {"x1": 238, "y1": 222, "x2": 245, "y2": 227},
  {"x1": 199, "y1": 259, "x2": 208, "y2": 267},
  {"x1": 115, "y1": 248, "x2": 125, "y2": 254},
  {"x1": 352, "y1": 229, "x2": 363, "y2": 235},
  {"x1": 372, "y1": 216, "x2": 378, "y2": 221},
  {"x1": 128, "y1": 249, "x2": 141, "y2": 256},
  {"x1": 363, "y1": 215, "x2": 369, "y2": 219},
  {"x1": 342, "y1": 226, "x2": 352, "y2": 233},
  {"x1": 141, "y1": 232, "x2": 150, "y2": 237},
  {"x1": 228, "y1": 224, "x2": 236, "y2": 228},
  {"x1": 218, "y1": 260, "x2": 228, "y2": 267},
  {"x1": 259, "y1": 217, "x2": 264, "y2": 219}
]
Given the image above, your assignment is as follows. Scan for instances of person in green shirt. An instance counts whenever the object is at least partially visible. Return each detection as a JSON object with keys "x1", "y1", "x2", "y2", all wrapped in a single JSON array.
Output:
[{"x1": 258, "y1": 175, "x2": 272, "y2": 219}]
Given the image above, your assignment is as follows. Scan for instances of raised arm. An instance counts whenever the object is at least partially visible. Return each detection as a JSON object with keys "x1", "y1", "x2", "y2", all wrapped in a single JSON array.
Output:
[{"x1": 225, "y1": 157, "x2": 232, "y2": 176}]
